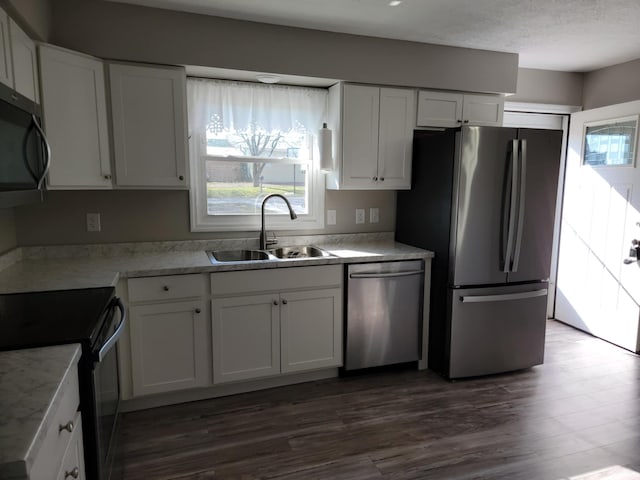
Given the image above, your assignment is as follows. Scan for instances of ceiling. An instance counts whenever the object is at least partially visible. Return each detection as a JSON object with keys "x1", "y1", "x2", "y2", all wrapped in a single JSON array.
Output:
[{"x1": 107, "y1": 0, "x2": 640, "y2": 73}]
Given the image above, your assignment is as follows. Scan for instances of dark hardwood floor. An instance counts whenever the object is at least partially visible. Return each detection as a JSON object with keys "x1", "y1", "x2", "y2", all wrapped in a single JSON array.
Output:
[{"x1": 120, "y1": 320, "x2": 640, "y2": 479}]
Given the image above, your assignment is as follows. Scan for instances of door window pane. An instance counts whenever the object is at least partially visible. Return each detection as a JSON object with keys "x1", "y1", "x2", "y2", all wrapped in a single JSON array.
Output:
[{"x1": 583, "y1": 117, "x2": 637, "y2": 166}]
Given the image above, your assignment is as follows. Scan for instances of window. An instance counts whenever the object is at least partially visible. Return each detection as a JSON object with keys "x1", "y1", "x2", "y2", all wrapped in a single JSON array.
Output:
[
  {"x1": 187, "y1": 78, "x2": 328, "y2": 231},
  {"x1": 583, "y1": 116, "x2": 638, "y2": 167}
]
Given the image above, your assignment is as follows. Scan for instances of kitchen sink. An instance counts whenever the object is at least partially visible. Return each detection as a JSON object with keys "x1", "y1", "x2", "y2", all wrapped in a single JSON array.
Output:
[
  {"x1": 207, "y1": 249, "x2": 273, "y2": 263},
  {"x1": 267, "y1": 245, "x2": 333, "y2": 259}
]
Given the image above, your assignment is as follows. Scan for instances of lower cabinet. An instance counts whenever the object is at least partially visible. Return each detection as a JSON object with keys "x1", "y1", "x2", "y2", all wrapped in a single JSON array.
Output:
[
  {"x1": 56, "y1": 414, "x2": 85, "y2": 480},
  {"x1": 211, "y1": 265, "x2": 343, "y2": 384},
  {"x1": 127, "y1": 274, "x2": 210, "y2": 397}
]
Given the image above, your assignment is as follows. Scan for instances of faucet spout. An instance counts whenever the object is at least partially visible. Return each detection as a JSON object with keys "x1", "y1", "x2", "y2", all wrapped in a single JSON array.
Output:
[{"x1": 260, "y1": 194, "x2": 297, "y2": 250}]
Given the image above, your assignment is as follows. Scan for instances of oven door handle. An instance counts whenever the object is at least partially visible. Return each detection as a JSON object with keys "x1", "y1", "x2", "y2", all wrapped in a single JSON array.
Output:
[{"x1": 97, "y1": 297, "x2": 126, "y2": 362}]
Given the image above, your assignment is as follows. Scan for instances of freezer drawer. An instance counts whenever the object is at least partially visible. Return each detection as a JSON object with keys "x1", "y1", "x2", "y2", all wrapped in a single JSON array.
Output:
[
  {"x1": 449, "y1": 283, "x2": 548, "y2": 379},
  {"x1": 345, "y1": 261, "x2": 424, "y2": 370}
]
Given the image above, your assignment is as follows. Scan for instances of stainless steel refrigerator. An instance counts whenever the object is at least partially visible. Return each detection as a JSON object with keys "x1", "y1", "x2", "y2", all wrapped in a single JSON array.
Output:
[{"x1": 396, "y1": 126, "x2": 562, "y2": 379}]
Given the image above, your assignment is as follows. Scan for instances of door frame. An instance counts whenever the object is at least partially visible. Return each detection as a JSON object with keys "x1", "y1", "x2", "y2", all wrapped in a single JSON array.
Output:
[{"x1": 504, "y1": 102, "x2": 581, "y2": 319}]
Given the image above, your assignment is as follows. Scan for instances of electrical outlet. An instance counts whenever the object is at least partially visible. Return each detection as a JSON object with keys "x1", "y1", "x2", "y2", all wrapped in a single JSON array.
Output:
[
  {"x1": 355, "y1": 208, "x2": 365, "y2": 224},
  {"x1": 327, "y1": 209, "x2": 337, "y2": 225},
  {"x1": 369, "y1": 207, "x2": 379, "y2": 224},
  {"x1": 86, "y1": 213, "x2": 101, "y2": 232}
]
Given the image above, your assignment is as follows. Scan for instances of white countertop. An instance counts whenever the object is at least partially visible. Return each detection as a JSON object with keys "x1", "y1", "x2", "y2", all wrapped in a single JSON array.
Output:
[
  {"x1": 0, "y1": 344, "x2": 81, "y2": 479},
  {"x1": 0, "y1": 235, "x2": 433, "y2": 294}
]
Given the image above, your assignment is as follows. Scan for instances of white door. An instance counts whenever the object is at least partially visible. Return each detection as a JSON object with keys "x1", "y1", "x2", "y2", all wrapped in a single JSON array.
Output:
[{"x1": 555, "y1": 100, "x2": 640, "y2": 352}]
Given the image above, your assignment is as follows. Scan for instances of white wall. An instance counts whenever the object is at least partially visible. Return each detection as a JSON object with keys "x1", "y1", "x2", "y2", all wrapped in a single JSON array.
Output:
[{"x1": 510, "y1": 68, "x2": 583, "y2": 106}]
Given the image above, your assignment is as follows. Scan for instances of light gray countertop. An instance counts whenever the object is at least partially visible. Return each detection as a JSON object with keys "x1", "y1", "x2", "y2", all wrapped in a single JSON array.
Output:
[
  {"x1": 0, "y1": 236, "x2": 433, "y2": 294},
  {"x1": 0, "y1": 344, "x2": 81, "y2": 479}
]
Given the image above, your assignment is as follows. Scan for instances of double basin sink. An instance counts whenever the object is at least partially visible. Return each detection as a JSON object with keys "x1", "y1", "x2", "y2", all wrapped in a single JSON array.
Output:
[{"x1": 207, "y1": 245, "x2": 334, "y2": 263}]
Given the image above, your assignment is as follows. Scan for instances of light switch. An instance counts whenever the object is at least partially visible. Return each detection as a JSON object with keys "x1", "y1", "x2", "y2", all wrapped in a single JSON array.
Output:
[
  {"x1": 356, "y1": 209, "x2": 365, "y2": 224},
  {"x1": 327, "y1": 209, "x2": 337, "y2": 225},
  {"x1": 370, "y1": 207, "x2": 379, "y2": 224},
  {"x1": 86, "y1": 213, "x2": 101, "y2": 232}
]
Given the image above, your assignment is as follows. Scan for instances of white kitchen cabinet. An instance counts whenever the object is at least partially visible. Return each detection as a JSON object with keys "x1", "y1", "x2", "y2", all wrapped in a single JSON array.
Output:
[
  {"x1": 55, "y1": 414, "x2": 85, "y2": 480},
  {"x1": 8, "y1": 18, "x2": 38, "y2": 103},
  {"x1": 211, "y1": 265, "x2": 343, "y2": 384},
  {"x1": 327, "y1": 83, "x2": 415, "y2": 190},
  {"x1": 109, "y1": 63, "x2": 188, "y2": 188},
  {"x1": 127, "y1": 274, "x2": 210, "y2": 397},
  {"x1": 0, "y1": 8, "x2": 12, "y2": 89},
  {"x1": 39, "y1": 44, "x2": 112, "y2": 189},
  {"x1": 280, "y1": 288, "x2": 342, "y2": 373},
  {"x1": 212, "y1": 294, "x2": 281, "y2": 383},
  {"x1": 417, "y1": 90, "x2": 504, "y2": 128},
  {"x1": 30, "y1": 365, "x2": 85, "y2": 480}
]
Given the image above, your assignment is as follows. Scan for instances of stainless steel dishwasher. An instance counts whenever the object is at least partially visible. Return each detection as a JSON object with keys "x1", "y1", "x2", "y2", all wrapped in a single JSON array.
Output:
[{"x1": 345, "y1": 260, "x2": 424, "y2": 370}]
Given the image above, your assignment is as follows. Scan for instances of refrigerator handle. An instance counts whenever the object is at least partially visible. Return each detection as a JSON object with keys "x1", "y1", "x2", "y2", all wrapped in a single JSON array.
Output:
[
  {"x1": 460, "y1": 288, "x2": 548, "y2": 303},
  {"x1": 503, "y1": 139, "x2": 519, "y2": 273},
  {"x1": 512, "y1": 139, "x2": 527, "y2": 272}
]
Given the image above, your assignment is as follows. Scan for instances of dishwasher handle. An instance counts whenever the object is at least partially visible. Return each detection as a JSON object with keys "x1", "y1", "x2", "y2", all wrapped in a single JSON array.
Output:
[{"x1": 349, "y1": 269, "x2": 424, "y2": 279}]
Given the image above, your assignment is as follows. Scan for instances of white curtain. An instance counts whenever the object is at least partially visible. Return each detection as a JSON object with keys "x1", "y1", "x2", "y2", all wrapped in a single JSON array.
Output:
[{"x1": 187, "y1": 78, "x2": 328, "y2": 136}]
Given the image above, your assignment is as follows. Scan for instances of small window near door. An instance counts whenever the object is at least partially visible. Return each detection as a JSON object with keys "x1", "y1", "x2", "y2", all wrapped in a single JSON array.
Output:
[{"x1": 583, "y1": 115, "x2": 638, "y2": 167}]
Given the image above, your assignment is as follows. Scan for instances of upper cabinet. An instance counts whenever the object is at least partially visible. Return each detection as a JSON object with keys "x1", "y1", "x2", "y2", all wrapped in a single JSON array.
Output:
[
  {"x1": 327, "y1": 83, "x2": 415, "y2": 190},
  {"x1": 0, "y1": 9, "x2": 12, "y2": 89},
  {"x1": 8, "y1": 18, "x2": 38, "y2": 103},
  {"x1": 109, "y1": 63, "x2": 189, "y2": 189},
  {"x1": 39, "y1": 44, "x2": 112, "y2": 189},
  {"x1": 416, "y1": 91, "x2": 504, "y2": 128}
]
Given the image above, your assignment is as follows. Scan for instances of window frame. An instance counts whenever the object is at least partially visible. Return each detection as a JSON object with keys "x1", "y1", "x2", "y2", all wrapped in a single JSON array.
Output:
[
  {"x1": 582, "y1": 115, "x2": 639, "y2": 168},
  {"x1": 189, "y1": 132, "x2": 325, "y2": 232}
]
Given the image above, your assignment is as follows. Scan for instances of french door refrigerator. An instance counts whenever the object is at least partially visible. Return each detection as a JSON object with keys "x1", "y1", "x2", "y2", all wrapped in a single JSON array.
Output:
[{"x1": 396, "y1": 126, "x2": 562, "y2": 379}]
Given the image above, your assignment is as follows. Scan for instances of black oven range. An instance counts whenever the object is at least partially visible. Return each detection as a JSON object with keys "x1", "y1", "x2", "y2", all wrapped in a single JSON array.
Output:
[{"x1": 0, "y1": 287, "x2": 126, "y2": 480}]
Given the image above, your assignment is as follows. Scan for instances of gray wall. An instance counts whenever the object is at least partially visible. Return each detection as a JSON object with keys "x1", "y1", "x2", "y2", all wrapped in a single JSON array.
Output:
[
  {"x1": 583, "y1": 58, "x2": 640, "y2": 110},
  {"x1": 15, "y1": 190, "x2": 396, "y2": 246},
  {"x1": 0, "y1": 209, "x2": 17, "y2": 253},
  {"x1": 0, "y1": 0, "x2": 52, "y2": 40},
  {"x1": 510, "y1": 68, "x2": 584, "y2": 106},
  {"x1": 51, "y1": 0, "x2": 518, "y2": 94}
]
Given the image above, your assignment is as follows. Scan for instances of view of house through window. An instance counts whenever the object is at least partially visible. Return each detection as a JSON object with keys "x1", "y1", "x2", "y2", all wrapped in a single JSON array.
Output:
[{"x1": 187, "y1": 78, "x2": 327, "y2": 231}]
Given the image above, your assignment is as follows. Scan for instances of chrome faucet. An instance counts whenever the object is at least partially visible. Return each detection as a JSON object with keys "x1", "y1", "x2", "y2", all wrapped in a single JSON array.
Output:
[{"x1": 260, "y1": 194, "x2": 297, "y2": 250}]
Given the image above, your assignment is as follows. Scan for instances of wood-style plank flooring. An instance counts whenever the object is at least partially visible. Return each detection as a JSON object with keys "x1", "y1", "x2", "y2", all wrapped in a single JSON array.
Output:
[{"x1": 120, "y1": 320, "x2": 640, "y2": 479}]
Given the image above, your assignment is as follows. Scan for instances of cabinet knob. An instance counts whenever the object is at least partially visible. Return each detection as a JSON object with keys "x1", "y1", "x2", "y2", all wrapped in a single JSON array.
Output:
[
  {"x1": 373, "y1": 177, "x2": 378, "y2": 181},
  {"x1": 195, "y1": 308, "x2": 201, "y2": 314},
  {"x1": 457, "y1": 119, "x2": 462, "y2": 123},
  {"x1": 463, "y1": 120, "x2": 469, "y2": 124},
  {"x1": 380, "y1": 177, "x2": 385, "y2": 182},
  {"x1": 59, "y1": 420, "x2": 74, "y2": 433},
  {"x1": 163, "y1": 286, "x2": 170, "y2": 291},
  {"x1": 273, "y1": 300, "x2": 278, "y2": 306},
  {"x1": 282, "y1": 299, "x2": 288, "y2": 305},
  {"x1": 179, "y1": 175, "x2": 185, "y2": 181},
  {"x1": 104, "y1": 174, "x2": 112, "y2": 180},
  {"x1": 65, "y1": 467, "x2": 80, "y2": 479}
]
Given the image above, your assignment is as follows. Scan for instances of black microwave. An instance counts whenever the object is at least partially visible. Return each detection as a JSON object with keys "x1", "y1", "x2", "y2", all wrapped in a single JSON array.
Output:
[{"x1": 0, "y1": 81, "x2": 50, "y2": 208}]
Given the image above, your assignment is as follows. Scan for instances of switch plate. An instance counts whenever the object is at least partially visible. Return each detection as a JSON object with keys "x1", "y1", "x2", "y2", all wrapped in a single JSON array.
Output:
[
  {"x1": 369, "y1": 207, "x2": 379, "y2": 224},
  {"x1": 86, "y1": 213, "x2": 101, "y2": 232},
  {"x1": 327, "y1": 209, "x2": 337, "y2": 225},
  {"x1": 355, "y1": 208, "x2": 365, "y2": 224}
]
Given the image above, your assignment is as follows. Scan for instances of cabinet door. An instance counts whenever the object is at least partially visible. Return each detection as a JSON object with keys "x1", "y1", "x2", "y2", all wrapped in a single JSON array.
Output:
[
  {"x1": 462, "y1": 94, "x2": 504, "y2": 126},
  {"x1": 212, "y1": 294, "x2": 280, "y2": 383},
  {"x1": 130, "y1": 300, "x2": 209, "y2": 396},
  {"x1": 341, "y1": 84, "x2": 380, "y2": 188},
  {"x1": 55, "y1": 414, "x2": 85, "y2": 480},
  {"x1": 8, "y1": 19, "x2": 38, "y2": 103},
  {"x1": 280, "y1": 288, "x2": 343, "y2": 373},
  {"x1": 39, "y1": 45, "x2": 112, "y2": 189},
  {"x1": 377, "y1": 88, "x2": 415, "y2": 190},
  {"x1": 0, "y1": 9, "x2": 12, "y2": 89},
  {"x1": 416, "y1": 91, "x2": 463, "y2": 127},
  {"x1": 109, "y1": 63, "x2": 188, "y2": 188}
]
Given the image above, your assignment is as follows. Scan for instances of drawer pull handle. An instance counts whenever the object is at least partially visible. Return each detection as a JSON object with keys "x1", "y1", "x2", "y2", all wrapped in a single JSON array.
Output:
[
  {"x1": 195, "y1": 308, "x2": 201, "y2": 314},
  {"x1": 163, "y1": 286, "x2": 170, "y2": 291},
  {"x1": 282, "y1": 299, "x2": 288, "y2": 305},
  {"x1": 273, "y1": 300, "x2": 278, "y2": 306},
  {"x1": 65, "y1": 467, "x2": 80, "y2": 479},
  {"x1": 59, "y1": 420, "x2": 74, "y2": 433}
]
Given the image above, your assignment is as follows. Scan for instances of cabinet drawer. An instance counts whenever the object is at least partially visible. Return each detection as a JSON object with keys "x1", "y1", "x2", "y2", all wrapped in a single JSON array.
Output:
[
  {"x1": 128, "y1": 274, "x2": 206, "y2": 302},
  {"x1": 211, "y1": 265, "x2": 342, "y2": 296},
  {"x1": 30, "y1": 365, "x2": 80, "y2": 479}
]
